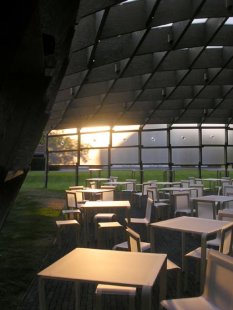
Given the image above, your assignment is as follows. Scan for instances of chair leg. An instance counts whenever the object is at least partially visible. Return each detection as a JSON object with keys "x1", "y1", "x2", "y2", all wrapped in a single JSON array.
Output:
[
  {"x1": 176, "y1": 269, "x2": 182, "y2": 297},
  {"x1": 184, "y1": 257, "x2": 189, "y2": 292},
  {"x1": 129, "y1": 294, "x2": 135, "y2": 310},
  {"x1": 56, "y1": 226, "x2": 62, "y2": 249},
  {"x1": 95, "y1": 291, "x2": 102, "y2": 310}
]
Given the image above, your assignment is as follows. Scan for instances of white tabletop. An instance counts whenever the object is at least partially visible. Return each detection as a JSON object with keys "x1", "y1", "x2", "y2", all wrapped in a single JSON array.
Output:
[
  {"x1": 104, "y1": 181, "x2": 134, "y2": 185},
  {"x1": 159, "y1": 187, "x2": 193, "y2": 192},
  {"x1": 75, "y1": 188, "x2": 113, "y2": 193},
  {"x1": 81, "y1": 200, "x2": 131, "y2": 209},
  {"x1": 150, "y1": 216, "x2": 229, "y2": 291},
  {"x1": 38, "y1": 248, "x2": 167, "y2": 310},
  {"x1": 156, "y1": 182, "x2": 181, "y2": 186},
  {"x1": 192, "y1": 195, "x2": 233, "y2": 204},
  {"x1": 38, "y1": 247, "x2": 166, "y2": 286},
  {"x1": 202, "y1": 178, "x2": 222, "y2": 181},
  {"x1": 150, "y1": 216, "x2": 229, "y2": 235},
  {"x1": 86, "y1": 178, "x2": 110, "y2": 182}
]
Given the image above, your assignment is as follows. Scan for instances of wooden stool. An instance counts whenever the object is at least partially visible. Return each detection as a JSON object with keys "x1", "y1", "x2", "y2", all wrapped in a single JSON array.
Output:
[
  {"x1": 56, "y1": 220, "x2": 80, "y2": 248},
  {"x1": 95, "y1": 284, "x2": 136, "y2": 310},
  {"x1": 93, "y1": 213, "x2": 117, "y2": 238},
  {"x1": 62, "y1": 209, "x2": 81, "y2": 221},
  {"x1": 97, "y1": 221, "x2": 124, "y2": 248}
]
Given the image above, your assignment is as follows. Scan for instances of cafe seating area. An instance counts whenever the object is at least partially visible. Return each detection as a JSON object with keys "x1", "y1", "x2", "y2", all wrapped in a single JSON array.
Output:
[{"x1": 17, "y1": 174, "x2": 233, "y2": 310}]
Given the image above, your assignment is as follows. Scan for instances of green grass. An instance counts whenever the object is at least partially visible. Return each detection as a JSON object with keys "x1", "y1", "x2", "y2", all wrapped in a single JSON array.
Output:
[
  {"x1": 0, "y1": 189, "x2": 62, "y2": 310},
  {"x1": 0, "y1": 167, "x2": 232, "y2": 309},
  {"x1": 21, "y1": 168, "x2": 232, "y2": 191}
]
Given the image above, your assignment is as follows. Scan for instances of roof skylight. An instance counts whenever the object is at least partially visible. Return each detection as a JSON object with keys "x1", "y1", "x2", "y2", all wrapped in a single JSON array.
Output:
[
  {"x1": 120, "y1": 0, "x2": 137, "y2": 5},
  {"x1": 152, "y1": 23, "x2": 173, "y2": 29},
  {"x1": 192, "y1": 18, "x2": 207, "y2": 24},
  {"x1": 225, "y1": 17, "x2": 233, "y2": 25},
  {"x1": 206, "y1": 46, "x2": 223, "y2": 49}
]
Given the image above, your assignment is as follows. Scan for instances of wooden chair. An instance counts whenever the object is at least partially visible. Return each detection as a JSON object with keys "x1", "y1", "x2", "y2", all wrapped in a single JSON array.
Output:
[
  {"x1": 171, "y1": 192, "x2": 193, "y2": 217},
  {"x1": 56, "y1": 219, "x2": 80, "y2": 248},
  {"x1": 127, "y1": 197, "x2": 153, "y2": 241},
  {"x1": 184, "y1": 222, "x2": 233, "y2": 290},
  {"x1": 147, "y1": 187, "x2": 170, "y2": 220},
  {"x1": 133, "y1": 182, "x2": 152, "y2": 208},
  {"x1": 161, "y1": 250, "x2": 233, "y2": 310}
]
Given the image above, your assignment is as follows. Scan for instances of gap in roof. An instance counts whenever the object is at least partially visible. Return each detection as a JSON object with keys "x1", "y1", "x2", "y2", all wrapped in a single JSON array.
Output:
[
  {"x1": 192, "y1": 18, "x2": 207, "y2": 24},
  {"x1": 206, "y1": 46, "x2": 223, "y2": 49},
  {"x1": 152, "y1": 23, "x2": 173, "y2": 29},
  {"x1": 225, "y1": 17, "x2": 233, "y2": 25},
  {"x1": 120, "y1": 0, "x2": 137, "y2": 5}
]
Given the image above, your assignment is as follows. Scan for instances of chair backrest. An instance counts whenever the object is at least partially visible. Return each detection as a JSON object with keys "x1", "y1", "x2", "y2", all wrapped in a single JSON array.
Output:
[
  {"x1": 110, "y1": 176, "x2": 118, "y2": 182},
  {"x1": 218, "y1": 209, "x2": 233, "y2": 221},
  {"x1": 188, "y1": 177, "x2": 195, "y2": 186},
  {"x1": 142, "y1": 182, "x2": 152, "y2": 195},
  {"x1": 172, "y1": 192, "x2": 190, "y2": 213},
  {"x1": 145, "y1": 197, "x2": 153, "y2": 221},
  {"x1": 223, "y1": 185, "x2": 233, "y2": 196},
  {"x1": 189, "y1": 188, "x2": 198, "y2": 198},
  {"x1": 191, "y1": 184, "x2": 204, "y2": 197},
  {"x1": 69, "y1": 185, "x2": 84, "y2": 190},
  {"x1": 181, "y1": 180, "x2": 190, "y2": 187},
  {"x1": 219, "y1": 222, "x2": 233, "y2": 256},
  {"x1": 147, "y1": 188, "x2": 154, "y2": 201},
  {"x1": 147, "y1": 186, "x2": 160, "y2": 202},
  {"x1": 66, "y1": 190, "x2": 77, "y2": 208},
  {"x1": 89, "y1": 181, "x2": 96, "y2": 189},
  {"x1": 126, "y1": 227, "x2": 141, "y2": 252},
  {"x1": 196, "y1": 201, "x2": 217, "y2": 219},
  {"x1": 203, "y1": 250, "x2": 233, "y2": 310},
  {"x1": 195, "y1": 178, "x2": 203, "y2": 185},
  {"x1": 125, "y1": 179, "x2": 136, "y2": 191},
  {"x1": 100, "y1": 185, "x2": 116, "y2": 200},
  {"x1": 147, "y1": 180, "x2": 157, "y2": 186}
]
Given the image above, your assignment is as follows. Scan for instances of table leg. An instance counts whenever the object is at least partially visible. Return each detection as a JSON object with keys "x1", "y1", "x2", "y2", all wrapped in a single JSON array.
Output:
[
  {"x1": 213, "y1": 202, "x2": 217, "y2": 219},
  {"x1": 126, "y1": 207, "x2": 130, "y2": 224},
  {"x1": 83, "y1": 210, "x2": 88, "y2": 246},
  {"x1": 150, "y1": 226, "x2": 155, "y2": 252},
  {"x1": 74, "y1": 282, "x2": 80, "y2": 310},
  {"x1": 200, "y1": 234, "x2": 207, "y2": 293},
  {"x1": 141, "y1": 285, "x2": 152, "y2": 310},
  {"x1": 39, "y1": 277, "x2": 47, "y2": 310},
  {"x1": 181, "y1": 232, "x2": 186, "y2": 271},
  {"x1": 158, "y1": 258, "x2": 167, "y2": 309}
]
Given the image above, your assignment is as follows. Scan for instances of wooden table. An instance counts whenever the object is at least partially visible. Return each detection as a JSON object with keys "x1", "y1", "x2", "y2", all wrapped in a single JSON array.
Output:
[
  {"x1": 85, "y1": 177, "x2": 110, "y2": 188},
  {"x1": 150, "y1": 216, "x2": 229, "y2": 291},
  {"x1": 192, "y1": 195, "x2": 233, "y2": 219},
  {"x1": 104, "y1": 181, "x2": 135, "y2": 197},
  {"x1": 88, "y1": 168, "x2": 102, "y2": 177},
  {"x1": 38, "y1": 248, "x2": 167, "y2": 310},
  {"x1": 104, "y1": 181, "x2": 134, "y2": 188},
  {"x1": 80, "y1": 200, "x2": 131, "y2": 244},
  {"x1": 75, "y1": 187, "x2": 112, "y2": 200},
  {"x1": 159, "y1": 187, "x2": 194, "y2": 193},
  {"x1": 156, "y1": 182, "x2": 181, "y2": 187}
]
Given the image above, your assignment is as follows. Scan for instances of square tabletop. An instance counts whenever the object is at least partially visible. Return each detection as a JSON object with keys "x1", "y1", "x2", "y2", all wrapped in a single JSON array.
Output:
[
  {"x1": 85, "y1": 178, "x2": 110, "y2": 182},
  {"x1": 150, "y1": 216, "x2": 230, "y2": 291},
  {"x1": 38, "y1": 248, "x2": 167, "y2": 310},
  {"x1": 81, "y1": 200, "x2": 131, "y2": 209},
  {"x1": 150, "y1": 216, "x2": 229, "y2": 235},
  {"x1": 38, "y1": 247, "x2": 166, "y2": 287},
  {"x1": 159, "y1": 187, "x2": 194, "y2": 192},
  {"x1": 192, "y1": 195, "x2": 233, "y2": 204},
  {"x1": 75, "y1": 188, "x2": 113, "y2": 194}
]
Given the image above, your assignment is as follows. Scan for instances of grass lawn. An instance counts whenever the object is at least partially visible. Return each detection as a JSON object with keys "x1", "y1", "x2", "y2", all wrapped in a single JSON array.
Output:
[
  {"x1": 0, "y1": 168, "x2": 231, "y2": 309},
  {"x1": 0, "y1": 189, "x2": 63, "y2": 310}
]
